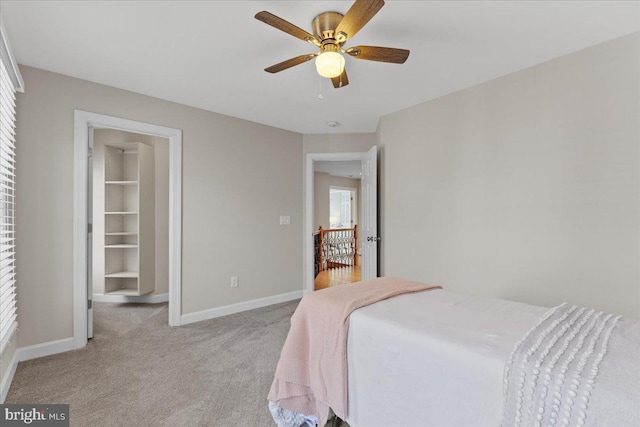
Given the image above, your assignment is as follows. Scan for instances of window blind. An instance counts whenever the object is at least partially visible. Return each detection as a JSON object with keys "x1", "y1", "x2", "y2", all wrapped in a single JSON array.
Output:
[{"x1": 0, "y1": 58, "x2": 17, "y2": 354}]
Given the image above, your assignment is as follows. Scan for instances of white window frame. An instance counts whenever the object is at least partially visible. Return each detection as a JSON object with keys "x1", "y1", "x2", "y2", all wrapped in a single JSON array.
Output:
[{"x1": 0, "y1": 17, "x2": 24, "y2": 355}]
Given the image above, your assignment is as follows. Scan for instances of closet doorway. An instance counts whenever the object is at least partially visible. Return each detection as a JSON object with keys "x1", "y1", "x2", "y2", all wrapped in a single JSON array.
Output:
[
  {"x1": 73, "y1": 111, "x2": 182, "y2": 350},
  {"x1": 89, "y1": 129, "x2": 170, "y2": 337}
]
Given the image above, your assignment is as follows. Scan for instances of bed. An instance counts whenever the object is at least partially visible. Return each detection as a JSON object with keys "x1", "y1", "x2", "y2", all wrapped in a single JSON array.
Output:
[
  {"x1": 346, "y1": 289, "x2": 545, "y2": 426},
  {"x1": 269, "y1": 278, "x2": 640, "y2": 427}
]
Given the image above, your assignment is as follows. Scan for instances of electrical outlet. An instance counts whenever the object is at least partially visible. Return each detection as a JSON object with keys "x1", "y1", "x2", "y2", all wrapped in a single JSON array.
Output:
[{"x1": 230, "y1": 276, "x2": 239, "y2": 288}]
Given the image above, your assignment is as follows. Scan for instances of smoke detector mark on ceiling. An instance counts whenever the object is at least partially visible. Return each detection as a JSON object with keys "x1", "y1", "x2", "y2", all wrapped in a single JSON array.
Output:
[{"x1": 327, "y1": 121, "x2": 339, "y2": 128}]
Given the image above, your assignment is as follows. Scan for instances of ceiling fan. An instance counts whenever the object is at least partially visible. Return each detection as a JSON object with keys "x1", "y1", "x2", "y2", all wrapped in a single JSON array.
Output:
[{"x1": 255, "y1": 0, "x2": 409, "y2": 89}]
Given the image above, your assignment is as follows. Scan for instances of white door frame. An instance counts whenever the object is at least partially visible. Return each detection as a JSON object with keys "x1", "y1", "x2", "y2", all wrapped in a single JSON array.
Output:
[
  {"x1": 305, "y1": 152, "x2": 369, "y2": 294},
  {"x1": 73, "y1": 110, "x2": 183, "y2": 349}
]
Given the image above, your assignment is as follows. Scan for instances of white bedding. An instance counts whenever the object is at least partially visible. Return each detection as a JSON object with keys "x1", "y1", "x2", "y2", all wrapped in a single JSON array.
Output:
[
  {"x1": 501, "y1": 303, "x2": 640, "y2": 427},
  {"x1": 346, "y1": 289, "x2": 547, "y2": 427}
]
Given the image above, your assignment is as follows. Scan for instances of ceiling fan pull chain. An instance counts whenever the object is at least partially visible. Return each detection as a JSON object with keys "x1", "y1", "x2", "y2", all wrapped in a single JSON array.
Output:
[{"x1": 317, "y1": 75, "x2": 324, "y2": 100}]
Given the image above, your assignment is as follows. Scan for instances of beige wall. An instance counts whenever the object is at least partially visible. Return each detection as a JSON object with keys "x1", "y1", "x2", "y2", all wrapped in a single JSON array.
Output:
[
  {"x1": 92, "y1": 129, "x2": 169, "y2": 296},
  {"x1": 303, "y1": 133, "x2": 377, "y2": 155},
  {"x1": 15, "y1": 66, "x2": 303, "y2": 347},
  {"x1": 313, "y1": 172, "x2": 361, "y2": 231},
  {"x1": 379, "y1": 33, "x2": 640, "y2": 318}
]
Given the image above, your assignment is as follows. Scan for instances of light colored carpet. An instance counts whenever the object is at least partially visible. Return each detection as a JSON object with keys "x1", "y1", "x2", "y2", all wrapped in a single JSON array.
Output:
[{"x1": 6, "y1": 300, "x2": 308, "y2": 426}]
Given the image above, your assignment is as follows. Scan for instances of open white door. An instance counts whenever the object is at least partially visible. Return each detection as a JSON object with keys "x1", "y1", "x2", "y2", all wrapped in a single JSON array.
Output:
[
  {"x1": 87, "y1": 128, "x2": 94, "y2": 339},
  {"x1": 360, "y1": 146, "x2": 378, "y2": 280}
]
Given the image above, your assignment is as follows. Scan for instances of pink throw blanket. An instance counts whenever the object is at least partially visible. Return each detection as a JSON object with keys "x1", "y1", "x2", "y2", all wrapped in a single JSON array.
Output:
[{"x1": 268, "y1": 277, "x2": 442, "y2": 423}]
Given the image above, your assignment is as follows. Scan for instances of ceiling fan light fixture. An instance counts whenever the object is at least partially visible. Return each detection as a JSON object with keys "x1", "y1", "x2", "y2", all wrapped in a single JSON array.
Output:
[{"x1": 315, "y1": 51, "x2": 345, "y2": 79}]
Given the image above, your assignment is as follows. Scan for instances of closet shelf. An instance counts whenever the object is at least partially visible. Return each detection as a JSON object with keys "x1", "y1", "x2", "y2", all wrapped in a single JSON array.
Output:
[
  {"x1": 105, "y1": 180, "x2": 138, "y2": 185},
  {"x1": 105, "y1": 232, "x2": 138, "y2": 236},
  {"x1": 105, "y1": 271, "x2": 139, "y2": 278},
  {"x1": 105, "y1": 244, "x2": 138, "y2": 249},
  {"x1": 105, "y1": 289, "x2": 140, "y2": 296},
  {"x1": 105, "y1": 212, "x2": 138, "y2": 215}
]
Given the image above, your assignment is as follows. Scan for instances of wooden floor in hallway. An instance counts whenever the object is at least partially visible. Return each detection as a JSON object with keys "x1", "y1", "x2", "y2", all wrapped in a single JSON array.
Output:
[{"x1": 314, "y1": 262, "x2": 362, "y2": 291}]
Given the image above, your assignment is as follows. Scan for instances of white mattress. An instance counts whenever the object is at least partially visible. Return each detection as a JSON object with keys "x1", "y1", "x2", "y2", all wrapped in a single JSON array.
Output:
[{"x1": 346, "y1": 289, "x2": 547, "y2": 427}]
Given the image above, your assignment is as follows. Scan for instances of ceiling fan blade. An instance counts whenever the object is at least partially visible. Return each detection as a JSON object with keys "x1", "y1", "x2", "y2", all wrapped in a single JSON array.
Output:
[
  {"x1": 265, "y1": 54, "x2": 317, "y2": 73},
  {"x1": 331, "y1": 69, "x2": 349, "y2": 89},
  {"x1": 346, "y1": 46, "x2": 410, "y2": 64},
  {"x1": 255, "y1": 11, "x2": 320, "y2": 46},
  {"x1": 334, "y1": 0, "x2": 385, "y2": 41}
]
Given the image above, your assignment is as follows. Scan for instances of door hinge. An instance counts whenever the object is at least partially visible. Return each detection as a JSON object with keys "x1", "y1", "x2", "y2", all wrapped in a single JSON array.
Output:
[
  {"x1": 88, "y1": 223, "x2": 92, "y2": 234},
  {"x1": 88, "y1": 300, "x2": 92, "y2": 309},
  {"x1": 88, "y1": 147, "x2": 93, "y2": 157}
]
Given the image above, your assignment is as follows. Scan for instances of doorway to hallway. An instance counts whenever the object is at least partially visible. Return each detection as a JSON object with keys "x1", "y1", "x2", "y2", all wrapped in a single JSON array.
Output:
[{"x1": 305, "y1": 147, "x2": 378, "y2": 294}]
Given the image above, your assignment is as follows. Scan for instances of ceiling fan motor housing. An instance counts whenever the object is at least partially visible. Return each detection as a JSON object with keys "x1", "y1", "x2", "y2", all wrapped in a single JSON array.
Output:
[{"x1": 312, "y1": 12, "x2": 346, "y2": 43}]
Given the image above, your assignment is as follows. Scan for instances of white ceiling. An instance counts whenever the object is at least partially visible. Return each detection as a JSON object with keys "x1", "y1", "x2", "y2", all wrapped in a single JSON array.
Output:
[
  {"x1": 2, "y1": 1, "x2": 638, "y2": 134},
  {"x1": 315, "y1": 160, "x2": 362, "y2": 179}
]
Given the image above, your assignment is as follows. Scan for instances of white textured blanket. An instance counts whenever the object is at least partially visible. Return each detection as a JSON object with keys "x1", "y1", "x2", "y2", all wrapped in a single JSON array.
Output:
[{"x1": 503, "y1": 303, "x2": 640, "y2": 427}]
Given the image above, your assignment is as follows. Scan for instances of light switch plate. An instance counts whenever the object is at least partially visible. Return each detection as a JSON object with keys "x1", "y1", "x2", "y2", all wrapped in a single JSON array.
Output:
[{"x1": 279, "y1": 216, "x2": 291, "y2": 225}]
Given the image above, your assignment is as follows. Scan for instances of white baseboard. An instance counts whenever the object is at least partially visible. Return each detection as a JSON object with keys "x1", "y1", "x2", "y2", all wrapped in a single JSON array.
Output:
[
  {"x1": 16, "y1": 337, "x2": 75, "y2": 363},
  {"x1": 180, "y1": 290, "x2": 302, "y2": 326},
  {"x1": 0, "y1": 346, "x2": 18, "y2": 403},
  {"x1": 1, "y1": 337, "x2": 74, "y2": 403},
  {"x1": 92, "y1": 292, "x2": 169, "y2": 304}
]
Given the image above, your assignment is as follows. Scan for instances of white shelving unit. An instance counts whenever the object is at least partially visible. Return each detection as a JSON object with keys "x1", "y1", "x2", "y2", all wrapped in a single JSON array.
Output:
[{"x1": 103, "y1": 142, "x2": 155, "y2": 296}]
